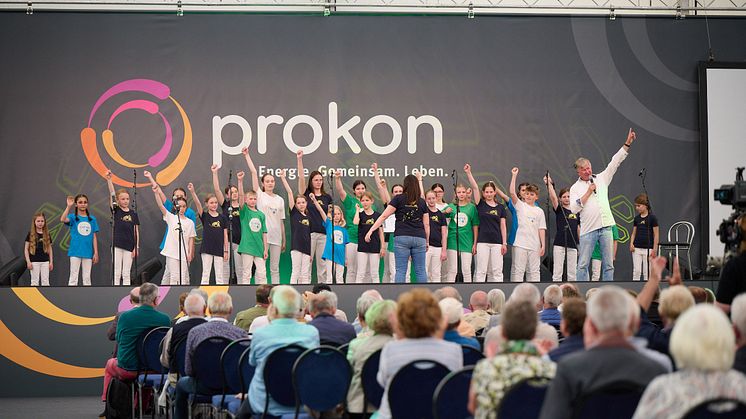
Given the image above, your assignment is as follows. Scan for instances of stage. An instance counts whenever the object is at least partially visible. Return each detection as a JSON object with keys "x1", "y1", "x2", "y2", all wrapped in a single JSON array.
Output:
[{"x1": 0, "y1": 279, "x2": 719, "y2": 397}]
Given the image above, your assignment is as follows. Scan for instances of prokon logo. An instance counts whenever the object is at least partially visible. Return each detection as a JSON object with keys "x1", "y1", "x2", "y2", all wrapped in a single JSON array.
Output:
[{"x1": 81, "y1": 79, "x2": 192, "y2": 187}]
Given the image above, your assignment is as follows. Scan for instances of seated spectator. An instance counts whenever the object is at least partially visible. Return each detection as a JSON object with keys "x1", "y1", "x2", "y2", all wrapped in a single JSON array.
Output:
[
  {"x1": 560, "y1": 283, "x2": 581, "y2": 302},
  {"x1": 539, "y1": 286, "x2": 667, "y2": 419},
  {"x1": 633, "y1": 305, "x2": 746, "y2": 419},
  {"x1": 174, "y1": 288, "x2": 210, "y2": 325},
  {"x1": 484, "y1": 284, "x2": 554, "y2": 341},
  {"x1": 244, "y1": 285, "x2": 320, "y2": 417},
  {"x1": 376, "y1": 288, "x2": 462, "y2": 419},
  {"x1": 440, "y1": 297, "x2": 480, "y2": 351},
  {"x1": 312, "y1": 283, "x2": 349, "y2": 321},
  {"x1": 106, "y1": 287, "x2": 140, "y2": 357},
  {"x1": 346, "y1": 300, "x2": 397, "y2": 417},
  {"x1": 469, "y1": 300, "x2": 556, "y2": 418},
  {"x1": 171, "y1": 292, "x2": 189, "y2": 326},
  {"x1": 548, "y1": 298, "x2": 586, "y2": 361},
  {"x1": 353, "y1": 290, "x2": 384, "y2": 336},
  {"x1": 731, "y1": 293, "x2": 746, "y2": 374},
  {"x1": 540, "y1": 285, "x2": 562, "y2": 326},
  {"x1": 158, "y1": 293, "x2": 207, "y2": 407},
  {"x1": 585, "y1": 287, "x2": 599, "y2": 301},
  {"x1": 434, "y1": 286, "x2": 476, "y2": 336},
  {"x1": 308, "y1": 290, "x2": 356, "y2": 346},
  {"x1": 486, "y1": 289, "x2": 506, "y2": 315},
  {"x1": 174, "y1": 292, "x2": 247, "y2": 419},
  {"x1": 100, "y1": 283, "x2": 170, "y2": 416},
  {"x1": 234, "y1": 284, "x2": 273, "y2": 332},
  {"x1": 626, "y1": 293, "x2": 673, "y2": 372},
  {"x1": 463, "y1": 290, "x2": 491, "y2": 334}
]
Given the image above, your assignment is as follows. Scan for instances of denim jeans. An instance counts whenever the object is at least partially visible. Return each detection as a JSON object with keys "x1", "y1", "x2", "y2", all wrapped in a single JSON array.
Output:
[
  {"x1": 576, "y1": 226, "x2": 614, "y2": 281},
  {"x1": 394, "y1": 235, "x2": 427, "y2": 283}
]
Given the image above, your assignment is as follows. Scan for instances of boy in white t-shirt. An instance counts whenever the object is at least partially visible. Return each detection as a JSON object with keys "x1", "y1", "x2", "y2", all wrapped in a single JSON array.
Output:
[{"x1": 508, "y1": 167, "x2": 547, "y2": 282}]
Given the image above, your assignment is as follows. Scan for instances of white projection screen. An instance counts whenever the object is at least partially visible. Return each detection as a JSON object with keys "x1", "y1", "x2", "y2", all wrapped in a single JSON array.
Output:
[{"x1": 700, "y1": 64, "x2": 746, "y2": 259}]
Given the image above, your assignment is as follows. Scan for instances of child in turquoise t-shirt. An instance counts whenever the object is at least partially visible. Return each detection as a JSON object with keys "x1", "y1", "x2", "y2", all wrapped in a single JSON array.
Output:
[{"x1": 310, "y1": 194, "x2": 348, "y2": 284}]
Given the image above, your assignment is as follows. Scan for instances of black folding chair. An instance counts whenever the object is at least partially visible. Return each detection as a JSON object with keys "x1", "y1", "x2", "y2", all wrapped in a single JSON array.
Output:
[
  {"x1": 360, "y1": 349, "x2": 383, "y2": 419},
  {"x1": 292, "y1": 346, "x2": 352, "y2": 418},
  {"x1": 574, "y1": 381, "x2": 646, "y2": 419},
  {"x1": 262, "y1": 344, "x2": 306, "y2": 418},
  {"x1": 497, "y1": 376, "x2": 552, "y2": 419},
  {"x1": 461, "y1": 345, "x2": 485, "y2": 367},
  {"x1": 682, "y1": 398, "x2": 746, "y2": 419},
  {"x1": 136, "y1": 326, "x2": 169, "y2": 419},
  {"x1": 388, "y1": 360, "x2": 450, "y2": 419},
  {"x1": 432, "y1": 366, "x2": 474, "y2": 419},
  {"x1": 212, "y1": 338, "x2": 252, "y2": 415}
]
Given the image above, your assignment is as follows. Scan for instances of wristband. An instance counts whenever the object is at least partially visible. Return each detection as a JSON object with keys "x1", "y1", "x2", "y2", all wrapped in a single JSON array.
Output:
[{"x1": 624, "y1": 143, "x2": 632, "y2": 148}]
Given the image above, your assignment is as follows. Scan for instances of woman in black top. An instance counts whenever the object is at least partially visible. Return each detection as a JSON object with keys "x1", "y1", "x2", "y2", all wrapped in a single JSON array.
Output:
[
  {"x1": 366, "y1": 175, "x2": 429, "y2": 283},
  {"x1": 279, "y1": 169, "x2": 312, "y2": 285},
  {"x1": 189, "y1": 183, "x2": 229, "y2": 285},
  {"x1": 544, "y1": 174, "x2": 580, "y2": 282},
  {"x1": 297, "y1": 150, "x2": 333, "y2": 282}
]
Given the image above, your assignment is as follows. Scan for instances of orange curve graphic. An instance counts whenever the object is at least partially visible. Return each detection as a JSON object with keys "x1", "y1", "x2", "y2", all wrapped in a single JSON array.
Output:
[
  {"x1": 12, "y1": 288, "x2": 115, "y2": 325},
  {"x1": 155, "y1": 97, "x2": 192, "y2": 186},
  {"x1": 81, "y1": 127, "x2": 151, "y2": 188},
  {"x1": 0, "y1": 320, "x2": 104, "y2": 378}
]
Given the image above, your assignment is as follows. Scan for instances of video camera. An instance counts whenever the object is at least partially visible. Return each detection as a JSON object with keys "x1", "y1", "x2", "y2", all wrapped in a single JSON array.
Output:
[{"x1": 715, "y1": 167, "x2": 746, "y2": 255}]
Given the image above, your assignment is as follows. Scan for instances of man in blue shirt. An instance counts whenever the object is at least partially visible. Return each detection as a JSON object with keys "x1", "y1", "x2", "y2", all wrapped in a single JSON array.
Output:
[
  {"x1": 308, "y1": 290, "x2": 356, "y2": 346},
  {"x1": 540, "y1": 285, "x2": 562, "y2": 327},
  {"x1": 439, "y1": 297, "x2": 480, "y2": 351}
]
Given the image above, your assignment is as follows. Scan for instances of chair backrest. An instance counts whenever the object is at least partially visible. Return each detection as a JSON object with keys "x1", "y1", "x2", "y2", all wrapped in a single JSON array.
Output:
[
  {"x1": 337, "y1": 342, "x2": 350, "y2": 355},
  {"x1": 361, "y1": 349, "x2": 384, "y2": 409},
  {"x1": 172, "y1": 337, "x2": 188, "y2": 378},
  {"x1": 461, "y1": 345, "x2": 485, "y2": 367},
  {"x1": 432, "y1": 366, "x2": 474, "y2": 419},
  {"x1": 263, "y1": 344, "x2": 306, "y2": 412},
  {"x1": 220, "y1": 338, "x2": 252, "y2": 395},
  {"x1": 682, "y1": 398, "x2": 746, "y2": 419},
  {"x1": 668, "y1": 221, "x2": 695, "y2": 245},
  {"x1": 574, "y1": 381, "x2": 646, "y2": 419},
  {"x1": 292, "y1": 346, "x2": 353, "y2": 413},
  {"x1": 192, "y1": 336, "x2": 233, "y2": 394},
  {"x1": 238, "y1": 345, "x2": 255, "y2": 395},
  {"x1": 138, "y1": 326, "x2": 169, "y2": 374},
  {"x1": 497, "y1": 376, "x2": 552, "y2": 419},
  {"x1": 388, "y1": 360, "x2": 450, "y2": 419}
]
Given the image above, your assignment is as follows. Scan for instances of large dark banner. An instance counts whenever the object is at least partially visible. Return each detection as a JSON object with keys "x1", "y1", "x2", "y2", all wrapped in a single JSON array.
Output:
[{"x1": 0, "y1": 12, "x2": 744, "y2": 396}]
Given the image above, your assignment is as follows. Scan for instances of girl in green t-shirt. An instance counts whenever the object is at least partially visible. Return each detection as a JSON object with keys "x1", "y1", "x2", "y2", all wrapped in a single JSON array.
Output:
[{"x1": 444, "y1": 184, "x2": 479, "y2": 282}]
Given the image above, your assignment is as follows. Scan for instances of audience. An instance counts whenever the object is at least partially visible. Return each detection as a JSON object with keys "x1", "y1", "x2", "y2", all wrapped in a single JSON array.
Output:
[
  {"x1": 174, "y1": 292, "x2": 247, "y2": 419},
  {"x1": 100, "y1": 283, "x2": 170, "y2": 416},
  {"x1": 687, "y1": 286, "x2": 708, "y2": 304},
  {"x1": 463, "y1": 290, "x2": 491, "y2": 334},
  {"x1": 172, "y1": 292, "x2": 189, "y2": 326},
  {"x1": 434, "y1": 286, "x2": 476, "y2": 336},
  {"x1": 346, "y1": 300, "x2": 397, "y2": 417},
  {"x1": 243, "y1": 285, "x2": 320, "y2": 418},
  {"x1": 731, "y1": 293, "x2": 746, "y2": 374},
  {"x1": 540, "y1": 285, "x2": 562, "y2": 326},
  {"x1": 484, "y1": 284, "x2": 558, "y2": 344},
  {"x1": 439, "y1": 297, "x2": 481, "y2": 350},
  {"x1": 486, "y1": 288, "x2": 506, "y2": 315},
  {"x1": 376, "y1": 288, "x2": 463, "y2": 419},
  {"x1": 106, "y1": 286, "x2": 140, "y2": 357},
  {"x1": 234, "y1": 284, "x2": 272, "y2": 332},
  {"x1": 539, "y1": 286, "x2": 667, "y2": 419},
  {"x1": 308, "y1": 290, "x2": 357, "y2": 346},
  {"x1": 159, "y1": 293, "x2": 207, "y2": 391},
  {"x1": 352, "y1": 290, "x2": 384, "y2": 336},
  {"x1": 311, "y1": 283, "x2": 349, "y2": 321},
  {"x1": 469, "y1": 300, "x2": 557, "y2": 418},
  {"x1": 548, "y1": 298, "x2": 586, "y2": 362},
  {"x1": 632, "y1": 304, "x2": 746, "y2": 418}
]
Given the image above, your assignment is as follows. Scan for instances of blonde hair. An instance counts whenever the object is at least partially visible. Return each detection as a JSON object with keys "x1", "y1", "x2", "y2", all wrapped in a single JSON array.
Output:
[
  {"x1": 659, "y1": 286, "x2": 695, "y2": 323},
  {"x1": 331, "y1": 205, "x2": 346, "y2": 227},
  {"x1": 670, "y1": 304, "x2": 735, "y2": 371},
  {"x1": 203, "y1": 193, "x2": 218, "y2": 204},
  {"x1": 115, "y1": 188, "x2": 129, "y2": 199},
  {"x1": 28, "y1": 212, "x2": 51, "y2": 255}
]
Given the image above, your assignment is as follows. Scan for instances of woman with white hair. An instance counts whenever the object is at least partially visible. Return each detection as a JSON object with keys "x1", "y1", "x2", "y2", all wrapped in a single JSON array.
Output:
[
  {"x1": 487, "y1": 289, "x2": 506, "y2": 315},
  {"x1": 632, "y1": 304, "x2": 746, "y2": 419}
]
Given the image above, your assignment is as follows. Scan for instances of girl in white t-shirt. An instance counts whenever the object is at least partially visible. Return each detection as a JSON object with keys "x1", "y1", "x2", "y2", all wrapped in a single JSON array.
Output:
[
  {"x1": 243, "y1": 147, "x2": 286, "y2": 284},
  {"x1": 508, "y1": 167, "x2": 547, "y2": 282},
  {"x1": 147, "y1": 170, "x2": 196, "y2": 285}
]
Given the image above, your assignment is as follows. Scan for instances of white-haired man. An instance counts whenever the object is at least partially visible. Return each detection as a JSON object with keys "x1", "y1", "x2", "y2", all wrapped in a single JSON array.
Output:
[
  {"x1": 539, "y1": 286, "x2": 666, "y2": 419},
  {"x1": 174, "y1": 292, "x2": 247, "y2": 419},
  {"x1": 439, "y1": 297, "x2": 480, "y2": 350},
  {"x1": 308, "y1": 290, "x2": 356, "y2": 346},
  {"x1": 540, "y1": 285, "x2": 562, "y2": 326},
  {"x1": 245, "y1": 285, "x2": 320, "y2": 417},
  {"x1": 570, "y1": 129, "x2": 637, "y2": 281}
]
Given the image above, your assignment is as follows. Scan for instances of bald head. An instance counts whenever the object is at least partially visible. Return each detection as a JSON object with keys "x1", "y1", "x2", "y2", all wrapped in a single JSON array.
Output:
[
  {"x1": 129, "y1": 287, "x2": 140, "y2": 305},
  {"x1": 469, "y1": 291, "x2": 489, "y2": 311}
]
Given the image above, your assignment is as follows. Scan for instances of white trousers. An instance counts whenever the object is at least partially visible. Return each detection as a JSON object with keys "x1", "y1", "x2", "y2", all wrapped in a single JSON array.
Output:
[
  {"x1": 324, "y1": 260, "x2": 345, "y2": 284},
  {"x1": 113, "y1": 247, "x2": 133, "y2": 286},
  {"x1": 475, "y1": 243, "x2": 504, "y2": 282},
  {"x1": 355, "y1": 252, "x2": 380, "y2": 284},
  {"x1": 511, "y1": 247, "x2": 540, "y2": 282},
  {"x1": 68, "y1": 257, "x2": 92, "y2": 286},
  {"x1": 447, "y1": 250, "x2": 473, "y2": 283},
  {"x1": 426, "y1": 246, "x2": 443, "y2": 283},
  {"x1": 268, "y1": 244, "x2": 282, "y2": 284},
  {"x1": 345, "y1": 243, "x2": 358, "y2": 283},
  {"x1": 310, "y1": 232, "x2": 327, "y2": 283},
  {"x1": 30, "y1": 261, "x2": 50, "y2": 286},
  {"x1": 290, "y1": 250, "x2": 312, "y2": 285},
  {"x1": 200, "y1": 254, "x2": 226, "y2": 285},
  {"x1": 220, "y1": 243, "x2": 243, "y2": 283},
  {"x1": 632, "y1": 247, "x2": 651, "y2": 281},
  {"x1": 591, "y1": 259, "x2": 602, "y2": 281},
  {"x1": 165, "y1": 257, "x2": 190, "y2": 285},
  {"x1": 241, "y1": 254, "x2": 267, "y2": 285},
  {"x1": 552, "y1": 246, "x2": 578, "y2": 282}
]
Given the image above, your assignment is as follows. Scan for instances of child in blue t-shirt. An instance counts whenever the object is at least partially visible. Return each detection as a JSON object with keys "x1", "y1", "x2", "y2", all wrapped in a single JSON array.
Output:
[
  {"x1": 60, "y1": 194, "x2": 99, "y2": 286},
  {"x1": 310, "y1": 195, "x2": 348, "y2": 284}
]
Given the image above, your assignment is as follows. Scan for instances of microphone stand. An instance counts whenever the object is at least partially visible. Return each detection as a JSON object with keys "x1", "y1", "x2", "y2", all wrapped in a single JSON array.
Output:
[
  {"x1": 451, "y1": 170, "x2": 463, "y2": 283},
  {"x1": 227, "y1": 170, "x2": 238, "y2": 285},
  {"x1": 132, "y1": 170, "x2": 138, "y2": 283},
  {"x1": 328, "y1": 175, "x2": 337, "y2": 284},
  {"x1": 544, "y1": 171, "x2": 553, "y2": 274},
  {"x1": 640, "y1": 168, "x2": 653, "y2": 279},
  {"x1": 110, "y1": 196, "x2": 116, "y2": 286},
  {"x1": 173, "y1": 202, "x2": 186, "y2": 285}
]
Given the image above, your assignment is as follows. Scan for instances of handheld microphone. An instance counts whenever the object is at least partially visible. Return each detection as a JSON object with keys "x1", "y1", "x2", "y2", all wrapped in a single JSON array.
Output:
[
  {"x1": 590, "y1": 176, "x2": 597, "y2": 194},
  {"x1": 638, "y1": 168, "x2": 646, "y2": 177},
  {"x1": 172, "y1": 195, "x2": 180, "y2": 210},
  {"x1": 451, "y1": 169, "x2": 456, "y2": 177}
]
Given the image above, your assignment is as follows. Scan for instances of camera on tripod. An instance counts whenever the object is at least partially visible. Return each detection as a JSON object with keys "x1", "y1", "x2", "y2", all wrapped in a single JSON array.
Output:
[{"x1": 715, "y1": 167, "x2": 746, "y2": 255}]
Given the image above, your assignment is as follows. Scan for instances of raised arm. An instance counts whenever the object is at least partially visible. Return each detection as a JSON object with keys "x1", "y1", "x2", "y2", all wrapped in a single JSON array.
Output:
[
  {"x1": 372, "y1": 163, "x2": 390, "y2": 203},
  {"x1": 353, "y1": 203, "x2": 361, "y2": 225},
  {"x1": 278, "y1": 169, "x2": 294, "y2": 210},
  {"x1": 105, "y1": 170, "x2": 116, "y2": 210},
  {"x1": 242, "y1": 147, "x2": 261, "y2": 193},
  {"x1": 296, "y1": 150, "x2": 306, "y2": 194},
  {"x1": 309, "y1": 193, "x2": 327, "y2": 221},
  {"x1": 544, "y1": 174, "x2": 559, "y2": 210},
  {"x1": 211, "y1": 164, "x2": 226, "y2": 206},
  {"x1": 637, "y1": 256, "x2": 664, "y2": 312},
  {"x1": 143, "y1": 170, "x2": 167, "y2": 203},
  {"x1": 464, "y1": 164, "x2": 480, "y2": 205},
  {"x1": 415, "y1": 169, "x2": 425, "y2": 199},
  {"x1": 145, "y1": 171, "x2": 168, "y2": 217},
  {"x1": 237, "y1": 171, "x2": 246, "y2": 205},
  {"x1": 61, "y1": 195, "x2": 75, "y2": 223},
  {"x1": 187, "y1": 183, "x2": 203, "y2": 216},
  {"x1": 334, "y1": 170, "x2": 347, "y2": 201},
  {"x1": 509, "y1": 167, "x2": 520, "y2": 203}
]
